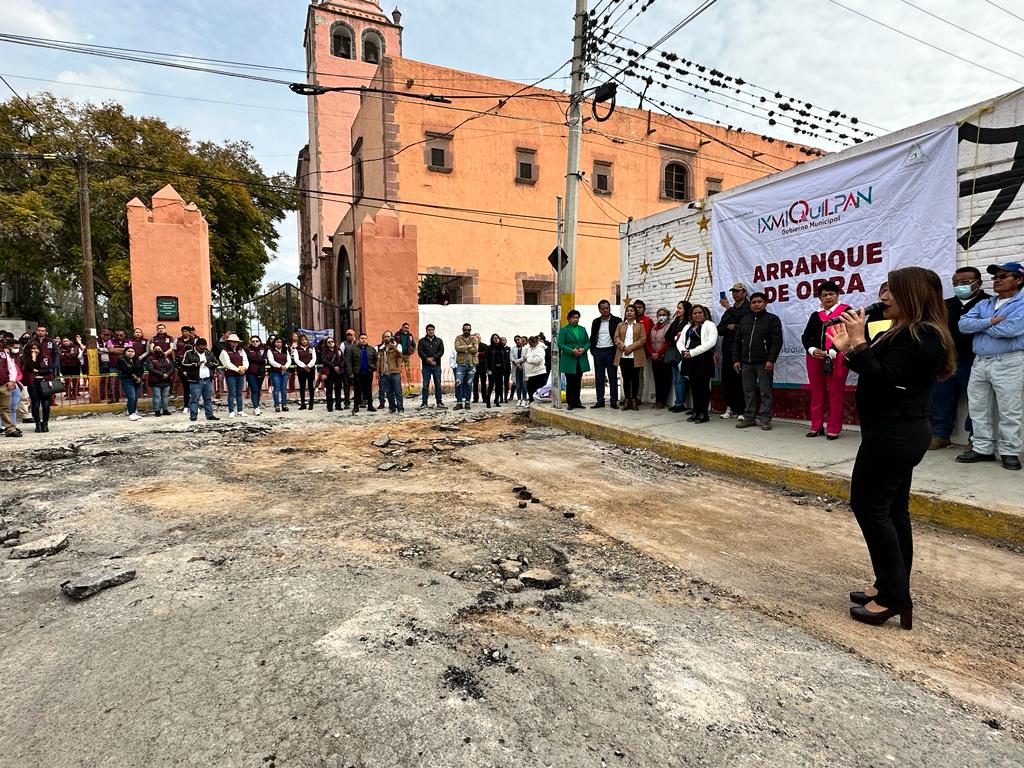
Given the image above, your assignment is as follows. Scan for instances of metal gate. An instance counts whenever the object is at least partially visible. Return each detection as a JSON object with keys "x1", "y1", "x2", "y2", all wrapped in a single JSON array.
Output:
[{"x1": 211, "y1": 283, "x2": 360, "y2": 342}]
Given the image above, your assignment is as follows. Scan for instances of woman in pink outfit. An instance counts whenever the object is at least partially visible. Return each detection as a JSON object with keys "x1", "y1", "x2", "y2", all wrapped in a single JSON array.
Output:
[{"x1": 801, "y1": 281, "x2": 850, "y2": 439}]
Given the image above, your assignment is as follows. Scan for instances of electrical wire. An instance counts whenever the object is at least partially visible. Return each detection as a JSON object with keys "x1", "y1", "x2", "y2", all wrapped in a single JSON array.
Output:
[
  {"x1": 983, "y1": 0, "x2": 1024, "y2": 24},
  {"x1": 608, "y1": 0, "x2": 720, "y2": 81},
  {"x1": 898, "y1": 0, "x2": 1024, "y2": 62},
  {"x1": 596, "y1": 34, "x2": 879, "y2": 136},
  {"x1": 825, "y1": 0, "x2": 1024, "y2": 86}
]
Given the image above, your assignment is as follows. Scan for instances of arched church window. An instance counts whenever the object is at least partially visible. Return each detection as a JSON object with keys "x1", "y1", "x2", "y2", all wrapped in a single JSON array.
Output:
[
  {"x1": 331, "y1": 23, "x2": 354, "y2": 60},
  {"x1": 362, "y1": 29, "x2": 384, "y2": 64}
]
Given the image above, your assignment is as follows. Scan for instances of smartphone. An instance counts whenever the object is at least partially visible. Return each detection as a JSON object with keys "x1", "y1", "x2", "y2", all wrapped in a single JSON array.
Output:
[{"x1": 719, "y1": 291, "x2": 727, "y2": 300}]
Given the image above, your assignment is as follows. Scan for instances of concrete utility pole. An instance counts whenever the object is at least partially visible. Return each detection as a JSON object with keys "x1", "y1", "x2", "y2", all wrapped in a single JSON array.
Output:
[
  {"x1": 551, "y1": 196, "x2": 563, "y2": 409},
  {"x1": 76, "y1": 149, "x2": 100, "y2": 403},
  {"x1": 76, "y1": 150, "x2": 97, "y2": 338},
  {"x1": 561, "y1": 0, "x2": 587, "y2": 326}
]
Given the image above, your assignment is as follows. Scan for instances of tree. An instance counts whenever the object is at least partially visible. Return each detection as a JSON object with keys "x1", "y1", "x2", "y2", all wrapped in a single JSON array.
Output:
[
  {"x1": 254, "y1": 281, "x2": 300, "y2": 337},
  {"x1": 0, "y1": 93, "x2": 296, "y2": 320}
]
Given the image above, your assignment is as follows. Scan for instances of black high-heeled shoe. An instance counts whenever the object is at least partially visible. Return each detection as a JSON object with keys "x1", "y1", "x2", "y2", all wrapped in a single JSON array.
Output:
[
  {"x1": 850, "y1": 603, "x2": 913, "y2": 630},
  {"x1": 805, "y1": 429, "x2": 825, "y2": 438},
  {"x1": 849, "y1": 590, "x2": 877, "y2": 606}
]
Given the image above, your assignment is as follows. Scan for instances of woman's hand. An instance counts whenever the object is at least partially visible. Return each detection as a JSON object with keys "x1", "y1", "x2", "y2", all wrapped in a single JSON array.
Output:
[
  {"x1": 830, "y1": 308, "x2": 867, "y2": 353},
  {"x1": 812, "y1": 349, "x2": 826, "y2": 359}
]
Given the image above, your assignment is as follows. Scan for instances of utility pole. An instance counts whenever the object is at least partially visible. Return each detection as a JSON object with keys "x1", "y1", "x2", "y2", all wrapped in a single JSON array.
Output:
[
  {"x1": 551, "y1": 196, "x2": 563, "y2": 409},
  {"x1": 561, "y1": 0, "x2": 587, "y2": 326},
  {"x1": 75, "y1": 149, "x2": 101, "y2": 404}
]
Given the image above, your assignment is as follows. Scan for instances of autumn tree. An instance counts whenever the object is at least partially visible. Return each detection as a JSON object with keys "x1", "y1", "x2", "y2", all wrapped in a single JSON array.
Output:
[{"x1": 0, "y1": 93, "x2": 296, "y2": 323}]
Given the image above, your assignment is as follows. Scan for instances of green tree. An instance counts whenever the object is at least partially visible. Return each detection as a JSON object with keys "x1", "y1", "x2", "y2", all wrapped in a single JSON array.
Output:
[
  {"x1": 0, "y1": 93, "x2": 296, "y2": 320},
  {"x1": 254, "y1": 281, "x2": 300, "y2": 336}
]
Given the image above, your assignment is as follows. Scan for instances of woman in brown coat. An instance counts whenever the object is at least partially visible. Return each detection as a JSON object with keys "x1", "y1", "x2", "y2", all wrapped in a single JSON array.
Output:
[{"x1": 614, "y1": 304, "x2": 647, "y2": 410}]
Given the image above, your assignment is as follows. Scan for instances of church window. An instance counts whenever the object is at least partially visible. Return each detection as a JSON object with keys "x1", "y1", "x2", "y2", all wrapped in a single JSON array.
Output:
[
  {"x1": 331, "y1": 23, "x2": 355, "y2": 60},
  {"x1": 362, "y1": 29, "x2": 385, "y2": 64},
  {"x1": 663, "y1": 161, "x2": 690, "y2": 201}
]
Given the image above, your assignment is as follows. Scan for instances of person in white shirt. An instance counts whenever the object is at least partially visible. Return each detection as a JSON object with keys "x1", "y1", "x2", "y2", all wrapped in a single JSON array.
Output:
[
  {"x1": 677, "y1": 305, "x2": 719, "y2": 423},
  {"x1": 218, "y1": 333, "x2": 249, "y2": 417},
  {"x1": 523, "y1": 336, "x2": 547, "y2": 403},
  {"x1": 181, "y1": 338, "x2": 219, "y2": 422},
  {"x1": 589, "y1": 299, "x2": 621, "y2": 409},
  {"x1": 266, "y1": 336, "x2": 291, "y2": 412}
]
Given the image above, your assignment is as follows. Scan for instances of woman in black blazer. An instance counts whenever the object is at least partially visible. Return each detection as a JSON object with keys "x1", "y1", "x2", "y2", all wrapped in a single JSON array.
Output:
[{"x1": 830, "y1": 267, "x2": 954, "y2": 630}]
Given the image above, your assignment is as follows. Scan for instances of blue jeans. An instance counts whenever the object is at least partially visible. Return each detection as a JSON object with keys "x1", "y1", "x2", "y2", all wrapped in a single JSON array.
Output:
[
  {"x1": 269, "y1": 371, "x2": 288, "y2": 406},
  {"x1": 381, "y1": 372, "x2": 403, "y2": 411},
  {"x1": 514, "y1": 367, "x2": 527, "y2": 399},
  {"x1": 152, "y1": 385, "x2": 170, "y2": 413},
  {"x1": 421, "y1": 365, "x2": 442, "y2": 404},
  {"x1": 11, "y1": 384, "x2": 19, "y2": 423},
  {"x1": 189, "y1": 379, "x2": 214, "y2": 419},
  {"x1": 246, "y1": 373, "x2": 263, "y2": 408},
  {"x1": 672, "y1": 363, "x2": 687, "y2": 408},
  {"x1": 592, "y1": 347, "x2": 618, "y2": 406},
  {"x1": 455, "y1": 364, "x2": 474, "y2": 403},
  {"x1": 226, "y1": 374, "x2": 244, "y2": 412},
  {"x1": 121, "y1": 379, "x2": 139, "y2": 415},
  {"x1": 931, "y1": 358, "x2": 973, "y2": 438}
]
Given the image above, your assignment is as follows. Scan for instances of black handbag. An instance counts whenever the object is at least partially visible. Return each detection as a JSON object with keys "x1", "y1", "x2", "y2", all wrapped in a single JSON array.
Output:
[
  {"x1": 662, "y1": 345, "x2": 681, "y2": 366},
  {"x1": 39, "y1": 377, "x2": 66, "y2": 397}
]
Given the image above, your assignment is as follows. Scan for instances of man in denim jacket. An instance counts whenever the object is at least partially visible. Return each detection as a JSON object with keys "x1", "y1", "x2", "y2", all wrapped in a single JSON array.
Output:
[{"x1": 956, "y1": 262, "x2": 1024, "y2": 470}]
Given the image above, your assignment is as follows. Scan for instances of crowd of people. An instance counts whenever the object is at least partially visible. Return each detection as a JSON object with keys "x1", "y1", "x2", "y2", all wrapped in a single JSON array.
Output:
[{"x1": 1, "y1": 261, "x2": 1021, "y2": 467}]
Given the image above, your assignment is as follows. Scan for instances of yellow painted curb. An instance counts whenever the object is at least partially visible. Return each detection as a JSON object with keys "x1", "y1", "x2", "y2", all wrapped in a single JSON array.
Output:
[{"x1": 532, "y1": 408, "x2": 1024, "y2": 548}]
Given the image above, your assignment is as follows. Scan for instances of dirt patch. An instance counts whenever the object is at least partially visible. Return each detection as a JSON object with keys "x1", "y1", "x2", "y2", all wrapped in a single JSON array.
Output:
[{"x1": 0, "y1": 410, "x2": 1021, "y2": 768}]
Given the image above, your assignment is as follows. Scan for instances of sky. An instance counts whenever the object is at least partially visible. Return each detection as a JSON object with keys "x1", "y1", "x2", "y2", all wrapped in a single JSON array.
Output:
[{"x1": 2, "y1": 0, "x2": 1022, "y2": 291}]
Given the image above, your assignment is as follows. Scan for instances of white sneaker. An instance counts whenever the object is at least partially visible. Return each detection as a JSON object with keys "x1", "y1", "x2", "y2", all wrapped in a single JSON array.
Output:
[
  {"x1": 720, "y1": 408, "x2": 734, "y2": 419},
  {"x1": 238, "y1": 410, "x2": 246, "y2": 417},
  {"x1": 736, "y1": 414, "x2": 746, "y2": 422},
  {"x1": 254, "y1": 407, "x2": 261, "y2": 416},
  {"x1": 128, "y1": 412, "x2": 140, "y2": 421},
  {"x1": 228, "y1": 411, "x2": 236, "y2": 418}
]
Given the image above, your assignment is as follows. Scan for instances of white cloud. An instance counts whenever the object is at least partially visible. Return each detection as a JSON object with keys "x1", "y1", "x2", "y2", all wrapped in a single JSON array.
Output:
[
  {"x1": 49, "y1": 65, "x2": 141, "y2": 104},
  {"x1": 0, "y1": 0, "x2": 76, "y2": 38}
]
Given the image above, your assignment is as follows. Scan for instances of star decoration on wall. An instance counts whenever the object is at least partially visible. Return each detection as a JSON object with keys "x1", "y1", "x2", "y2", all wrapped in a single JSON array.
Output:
[
  {"x1": 661, "y1": 234, "x2": 673, "y2": 248},
  {"x1": 639, "y1": 259, "x2": 650, "y2": 274},
  {"x1": 698, "y1": 214, "x2": 710, "y2": 232}
]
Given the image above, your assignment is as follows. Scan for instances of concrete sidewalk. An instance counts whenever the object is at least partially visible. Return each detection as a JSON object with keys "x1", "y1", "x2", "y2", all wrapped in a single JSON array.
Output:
[{"x1": 530, "y1": 403, "x2": 1024, "y2": 547}]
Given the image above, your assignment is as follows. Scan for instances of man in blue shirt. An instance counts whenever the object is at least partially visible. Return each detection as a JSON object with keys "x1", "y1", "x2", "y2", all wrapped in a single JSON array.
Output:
[{"x1": 956, "y1": 262, "x2": 1024, "y2": 470}]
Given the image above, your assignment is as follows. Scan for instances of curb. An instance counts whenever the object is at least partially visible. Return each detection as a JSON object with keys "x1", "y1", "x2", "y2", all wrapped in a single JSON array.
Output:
[{"x1": 531, "y1": 407, "x2": 1024, "y2": 548}]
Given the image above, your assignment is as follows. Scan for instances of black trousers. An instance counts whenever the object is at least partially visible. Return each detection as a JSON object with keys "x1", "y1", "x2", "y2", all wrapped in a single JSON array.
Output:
[
  {"x1": 850, "y1": 419, "x2": 930, "y2": 611},
  {"x1": 564, "y1": 356, "x2": 583, "y2": 406},
  {"x1": 619, "y1": 359, "x2": 639, "y2": 400},
  {"x1": 720, "y1": 348, "x2": 744, "y2": 413},
  {"x1": 353, "y1": 372, "x2": 373, "y2": 408},
  {"x1": 296, "y1": 369, "x2": 315, "y2": 405},
  {"x1": 651, "y1": 359, "x2": 673, "y2": 405},
  {"x1": 484, "y1": 369, "x2": 506, "y2": 405},
  {"x1": 473, "y1": 367, "x2": 487, "y2": 401},
  {"x1": 527, "y1": 373, "x2": 546, "y2": 402},
  {"x1": 690, "y1": 374, "x2": 712, "y2": 417},
  {"x1": 324, "y1": 371, "x2": 345, "y2": 409}
]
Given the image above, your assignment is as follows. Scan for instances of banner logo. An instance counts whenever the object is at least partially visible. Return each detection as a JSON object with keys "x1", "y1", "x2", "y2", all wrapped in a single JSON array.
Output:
[{"x1": 758, "y1": 186, "x2": 874, "y2": 234}]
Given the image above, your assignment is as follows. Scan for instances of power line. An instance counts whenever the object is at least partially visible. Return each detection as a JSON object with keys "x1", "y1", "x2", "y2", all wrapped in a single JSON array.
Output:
[
  {"x1": 983, "y1": 0, "x2": 1024, "y2": 24},
  {"x1": 898, "y1": 0, "x2": 1024, "y2": 62},
  {"x1": 595, "y1": 34, "x2": 880, "y2": 137},
  {"x1": 826, "y1": 0, "x2": 1024, "y2": 85},
  {"x1": 0, "y1": 73, "x2": 41, "y2": 119},
  {"x1": 608, "y1": 0, "x2": 720, "y2": 81}
]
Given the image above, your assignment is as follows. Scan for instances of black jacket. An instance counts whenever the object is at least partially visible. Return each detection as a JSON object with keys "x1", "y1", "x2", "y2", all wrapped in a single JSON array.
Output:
[
  {"x1": 476, "y1": 342, "x2": 491, "y2": 372},
  {"x1": 485, "y1": 344, "x2": 509, "y2": 372},
  {"x1": 733, "y1": 310, "x2": 784, "y2": 364},
  {"x1": 417, "y1": 335, "x2": 445, "y2": 364},
  {"x1": 181, "y1": 348, "x2": 219, "y2": 383},
  {"x1": 116, "y1": 356, "x2": 144, "y2": 380},
  {"x1": 846, "y1": 325, "x2": 945, "y2": 426},
  {"x1": 945, "y1": 292, "x2": 989, "y2": 363},
  {"x1": 345, "y1": 343, "x2": 378, "y2": 375},
  {"x1": 718, "y1": 301, "x2": 751, "y2": 360},
  {"x1": 589, "y1": 314, "x2": 621, "y2": 349}
]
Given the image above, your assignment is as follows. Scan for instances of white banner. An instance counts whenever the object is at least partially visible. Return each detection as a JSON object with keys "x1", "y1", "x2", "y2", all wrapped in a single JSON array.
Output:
[{"x1": 711, "y1": 125, "x2": 958, "y2": 385}]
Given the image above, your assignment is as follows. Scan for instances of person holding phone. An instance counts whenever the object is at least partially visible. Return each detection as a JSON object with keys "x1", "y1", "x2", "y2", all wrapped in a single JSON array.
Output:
[
  {"x1": 830, "y1": 267, "x2": 954, "y2": 630},
  {"x1": 801, "y1": 281, "x2": 851, "y2": 439},
  {"x1": 718, "y1": 283, "x2": 751, "y2": 419}
]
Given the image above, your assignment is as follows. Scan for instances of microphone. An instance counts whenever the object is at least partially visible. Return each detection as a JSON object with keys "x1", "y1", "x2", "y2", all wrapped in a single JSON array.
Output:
[{"x1": 823, "y1": 302, "x2": 885, "y2": 328}]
